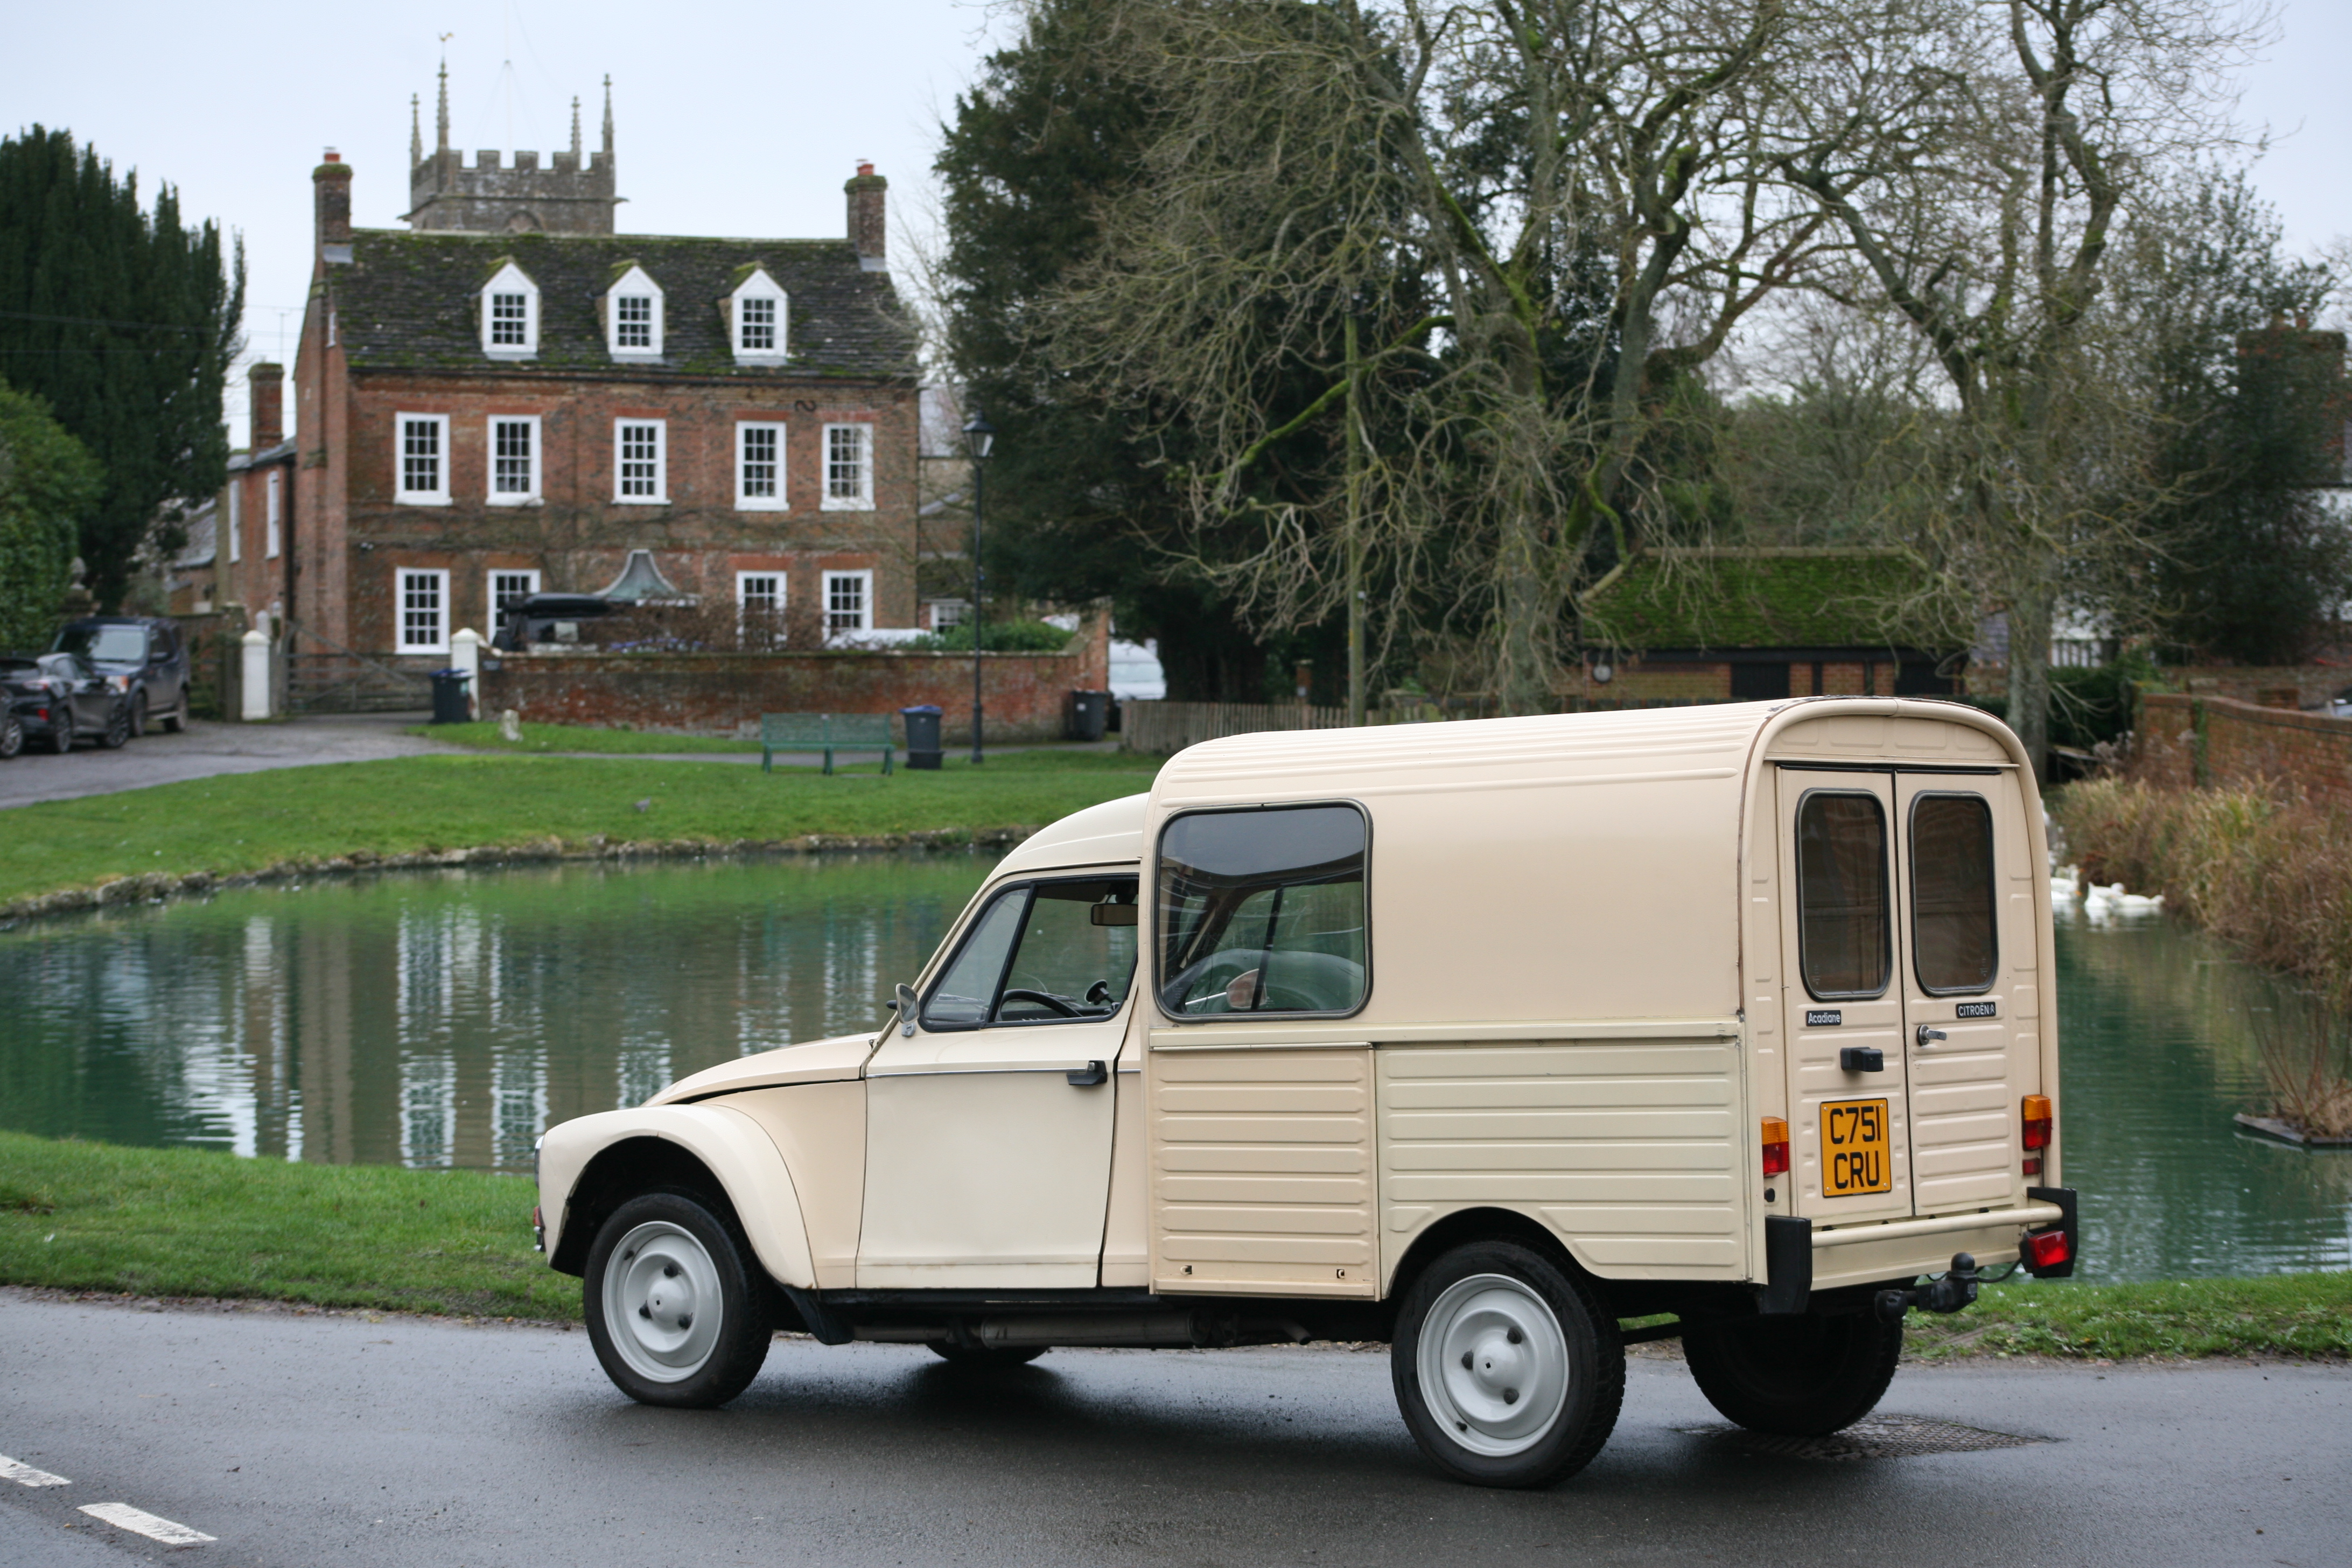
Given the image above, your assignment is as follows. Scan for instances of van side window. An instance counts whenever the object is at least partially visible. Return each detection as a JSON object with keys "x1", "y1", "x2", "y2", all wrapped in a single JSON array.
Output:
[
  {"x1": 1797, "y1": 792, "x2": 1890, "y2": 1000},
  {"x1": 1157, "y1": 804, "x2": 1367, "y2": 1017},
  {"x1": 1910, "y1": 793, "x2": 1997, "y2": 993},
  {"x1": 921, "y1": 877, "x2": 1139, "y2": 1028}
]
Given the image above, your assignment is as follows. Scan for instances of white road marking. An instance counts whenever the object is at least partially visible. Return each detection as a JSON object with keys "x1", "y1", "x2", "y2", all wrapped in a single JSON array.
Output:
[
  {"x1": 78, "y1": 1503, "x2": 216, "y2": 1546},
  {"x1": 0, "y1": 1455, "x2": 69, "y2": 1487}
]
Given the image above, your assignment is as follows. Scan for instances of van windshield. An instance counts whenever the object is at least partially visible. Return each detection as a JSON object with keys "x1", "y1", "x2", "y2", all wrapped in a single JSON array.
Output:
[{"x1": 1157, "y1": 804, "x2": 1367, "y2": 1016}]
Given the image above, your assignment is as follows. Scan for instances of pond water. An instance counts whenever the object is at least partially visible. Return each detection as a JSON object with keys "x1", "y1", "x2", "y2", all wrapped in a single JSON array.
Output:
[{"x1": 0, "y1": 857, "x2": 2343, "y2": 1283}]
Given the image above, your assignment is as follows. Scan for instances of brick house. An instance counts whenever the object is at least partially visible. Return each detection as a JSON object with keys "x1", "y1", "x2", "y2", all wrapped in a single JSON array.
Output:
[
  {"x1": 1570, "y1": 547, "x2": 1968, "y2": 705},
  {"x1": 250, "y1": 79, "x2": 918, "y2": 698}
]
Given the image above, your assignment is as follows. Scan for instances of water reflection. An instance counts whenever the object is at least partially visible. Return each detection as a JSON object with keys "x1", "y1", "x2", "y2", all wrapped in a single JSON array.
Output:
[
  {"x1": 0, "y1": 853, "x2": 996, "y2": 1174},
  {"x1": 2057, "y1": 904, "x2": 2352, "y2": 1280},
  {"x1": 0, "y1": 856, "x2": 2343, "y2": 1281}
]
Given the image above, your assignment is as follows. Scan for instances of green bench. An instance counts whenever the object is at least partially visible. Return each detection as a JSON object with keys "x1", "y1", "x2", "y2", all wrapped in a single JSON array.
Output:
[{"x1": 761, "y1": 712, "x2": 894, "y2": 775}]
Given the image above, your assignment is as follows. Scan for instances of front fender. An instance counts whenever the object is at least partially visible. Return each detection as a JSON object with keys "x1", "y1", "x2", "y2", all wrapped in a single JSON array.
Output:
[{"x1": 539, "y1": 1104, "x2": 817, "y2": 1290}]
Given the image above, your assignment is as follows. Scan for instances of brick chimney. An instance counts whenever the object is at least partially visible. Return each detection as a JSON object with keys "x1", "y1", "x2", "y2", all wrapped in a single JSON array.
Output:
[
  {"x1": 314, "y1": 148, "x2": 353, "y2": 264},
  {"x1": 844, "y1": 161, "x2": 887, "y2": 272},
  {"x1": 249, "y1": 362, "x2": 284, "y2": 450}
]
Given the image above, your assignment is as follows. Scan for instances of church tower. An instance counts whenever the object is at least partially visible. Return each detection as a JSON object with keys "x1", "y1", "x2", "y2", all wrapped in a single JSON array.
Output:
[{"x1": 403, "y1": 67, "x2": 620, "y2": 234}]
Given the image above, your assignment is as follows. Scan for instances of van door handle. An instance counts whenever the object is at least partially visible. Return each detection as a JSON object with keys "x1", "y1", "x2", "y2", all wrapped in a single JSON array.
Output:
[
  {"x1": 1066, "y1": 1060, "x2": 1108, "y2": 1087},
  {"x1": 1840, "y1": 1046, "x2": 1885, "y2": 1073},
  {"x1": 1916, "y1": 1026, "x2": 1948, "y2": 1048}
]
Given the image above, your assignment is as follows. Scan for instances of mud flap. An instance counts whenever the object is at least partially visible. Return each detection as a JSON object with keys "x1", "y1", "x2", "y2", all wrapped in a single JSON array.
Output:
[{"x1": 1759, "y1": 1215, "x2": 1812, "y2": 1315}]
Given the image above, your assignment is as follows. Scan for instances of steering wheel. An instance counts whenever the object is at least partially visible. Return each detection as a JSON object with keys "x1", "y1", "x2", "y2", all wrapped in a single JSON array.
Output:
[{"x1": 999, "y1": 988, "x2": 1082, "y2": 1017}]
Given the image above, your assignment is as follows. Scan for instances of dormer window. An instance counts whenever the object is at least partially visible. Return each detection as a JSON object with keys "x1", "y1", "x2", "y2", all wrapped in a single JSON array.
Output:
[
  {"x1": 605, "y1": 264, "x2": 664, "y2": 361},
  {"x1": 729, "y1": 267, "x2": 789, "y2": 365},
  {"x1": 479, "y1": 262, "x2": 540, "y2": 360}
]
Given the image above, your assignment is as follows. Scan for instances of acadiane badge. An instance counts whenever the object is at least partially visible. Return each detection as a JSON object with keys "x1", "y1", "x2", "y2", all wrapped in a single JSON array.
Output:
[{"x1": 1805, "y1": 1009, "x2": 1843, "y2": 1027}]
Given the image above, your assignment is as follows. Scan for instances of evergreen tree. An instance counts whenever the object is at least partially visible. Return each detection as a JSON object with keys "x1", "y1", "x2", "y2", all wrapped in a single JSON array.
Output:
[
  {"x1": 0, "y1": 127, "x2": 243, "y2": 610},
  {"x1": 0, "y1": 379, "x2": 100, "y2": 649}
]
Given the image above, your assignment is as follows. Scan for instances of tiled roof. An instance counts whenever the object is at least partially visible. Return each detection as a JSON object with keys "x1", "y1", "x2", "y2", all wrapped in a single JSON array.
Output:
[
  {"x1": 331, "y1": 230, "x2": 916, "y2": 380},
  {"x1": 1579, "y1": 547, "x2": 1969, "y2": 652}
]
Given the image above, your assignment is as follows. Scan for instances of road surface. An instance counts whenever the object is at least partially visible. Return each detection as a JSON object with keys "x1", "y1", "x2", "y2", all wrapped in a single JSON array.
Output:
[{"x1": 0, "y1": 1290, "x2": 2340, "y2": 1566}]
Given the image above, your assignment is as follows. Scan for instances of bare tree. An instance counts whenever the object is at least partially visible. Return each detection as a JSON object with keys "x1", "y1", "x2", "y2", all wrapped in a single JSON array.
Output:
[
  {"x1": 1041, "y1": 0, "x2": 1854, "y2": 715},
  {"x1": 1772, "y1": 0, "x2": 2270, "y2": 775}
]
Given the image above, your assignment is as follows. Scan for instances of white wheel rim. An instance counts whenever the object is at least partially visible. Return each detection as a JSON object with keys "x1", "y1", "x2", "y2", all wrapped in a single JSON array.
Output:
[
  {"x1": 601, "y1": 1221, "x2": 724, "y2": 1383},
  {"x1": 1416, "y1": 1272, "x2": 1571, "y2": 1458}
]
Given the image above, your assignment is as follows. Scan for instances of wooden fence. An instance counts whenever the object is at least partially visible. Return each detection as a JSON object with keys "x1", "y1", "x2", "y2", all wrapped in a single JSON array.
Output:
[{"x1": 1117, "y1": 693, "x2": 1750, "y2": 753}]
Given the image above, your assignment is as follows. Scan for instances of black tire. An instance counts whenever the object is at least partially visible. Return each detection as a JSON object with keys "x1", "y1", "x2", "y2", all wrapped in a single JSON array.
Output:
[
  {"x1": 927, "y1": 1340, "x2": 1048, "y2": 1369},
  {"x1": 0, "y1": 711, "x2": 20, "y2": 760},
  {"x1": 44, "y1": 710, "x2": 73, "y2": 753},
  {"x1": 1391, "y1": 1241, "x2": 1625, "y2": 1488},
  {"x1": 128, "y1": 691, "x2": 146, "y2": 738},
  {"x1": 1683, "y1": 1309, "x2": 1903, "y2": 1437},
  {"x1": 583, "y1": 1192, "x2": 773, "y2": 1409},
  {"x1": 99, "y1": 702, "x2": 131, "y2": 750}
]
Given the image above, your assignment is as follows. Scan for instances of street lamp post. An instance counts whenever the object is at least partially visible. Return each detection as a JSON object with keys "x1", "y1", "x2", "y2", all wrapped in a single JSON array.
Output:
[{"x1": 962, "y1": 409, "x2": 996, "y2": 765}]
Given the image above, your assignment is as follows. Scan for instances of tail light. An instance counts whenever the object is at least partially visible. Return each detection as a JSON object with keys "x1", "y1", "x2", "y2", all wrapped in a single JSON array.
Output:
[
  {"x1": 2021, "y1": 1228, "x2": 2071, "y2": 1271},
  {"x1": 2021, "y1": 1094, "x2": 2052, "y2": 1150},
  {"x1": 1761, "y1": 1116, "x2": 1790, "y2": 1178}
]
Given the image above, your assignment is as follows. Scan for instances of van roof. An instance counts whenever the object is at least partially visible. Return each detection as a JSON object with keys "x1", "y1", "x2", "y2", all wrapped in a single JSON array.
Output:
[
  {"x1": 1150, "y1": 697, "x2": 2019, "y2": 809},
  {"x1": 994, "y1": 792, "x2": 1150, "y2": 875}
]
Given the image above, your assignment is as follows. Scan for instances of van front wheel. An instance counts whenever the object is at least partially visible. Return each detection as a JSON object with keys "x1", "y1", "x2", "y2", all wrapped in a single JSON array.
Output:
[
  {"x1": 584, "y1": 1192, "x2": 773, "y2": 1409},
  {"x1": 1391, "y1": 1241, "x2": 1624, "y2": 1488},
  {"x1": 1683, "y1": 1308, "x2": 1902, "y2": 1437}
]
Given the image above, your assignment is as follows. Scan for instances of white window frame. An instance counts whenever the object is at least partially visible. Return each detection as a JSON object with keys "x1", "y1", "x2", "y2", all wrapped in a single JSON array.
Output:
[
  {"x1": 735, "y1": 421, "x2": 788, "y2": 511},
  {"x1": 226, "y1": 477, "x2": 242, "y2": 563},
  {"x1": 612, "y1": 419, "x2": 668, "y2": 505},
  {"x1": 730, "y1": 268, "x2": 789, "y2": 365},
  {"x1": 479, "y1": 262, "x2": 540, "y2": 360},
  {"x1": 396, "y1": 568, "x2": 451, "y2": 655},
  {"x1": 823, "y1": 568, "x2": 874, "y2": 636},
  {"x1": 736, "y1": 570, "x2": 787, "y2": 646},
  {"x1": 395, "y1": 413, "x2": 451, "y2": 506},
  {"x1": 488, "y1": 569, "x2": 541, "y2": 631},
  {"x1": 487, "y1": 416, "x2": 543, "y2": 505},
  {"x1": 928, "y1": 599, "x2": 968, "y2": 631},
  {"x1": 265, "y1": 470, "x2": 282, "y2": 558},
  {"x1": 604, "y1": 264, "x2": 665, "y2": 361},
  {"x1": 822, "y1": 422, "x2": 874, "y2": 510}
]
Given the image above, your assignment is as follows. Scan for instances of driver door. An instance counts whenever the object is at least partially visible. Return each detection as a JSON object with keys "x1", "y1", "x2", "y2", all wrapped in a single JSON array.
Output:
[{"x1": 858, "y1": 874, "x2": 1138, "y2": 1289}]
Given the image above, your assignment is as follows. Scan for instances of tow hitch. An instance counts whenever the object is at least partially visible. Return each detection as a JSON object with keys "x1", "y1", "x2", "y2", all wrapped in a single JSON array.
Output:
[{"x1": 1874, "y1": 1252, "x2": 1981, "y2": 1321}]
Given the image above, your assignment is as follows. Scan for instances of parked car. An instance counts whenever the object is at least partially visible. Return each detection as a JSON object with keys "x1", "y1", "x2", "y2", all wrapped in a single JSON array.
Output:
[
  {"x1": 1, "y1": 652, "x2": 131, "y2": 752},
  {"x1": 493, "y1": 594, "x2": 619, "y2": 652},
  {"x1": 534, "y1": 697, "x2": 2076, "y2": 1488},
  {"x1": 52, "y1": 616, "x2": 190, "y2": 736}
]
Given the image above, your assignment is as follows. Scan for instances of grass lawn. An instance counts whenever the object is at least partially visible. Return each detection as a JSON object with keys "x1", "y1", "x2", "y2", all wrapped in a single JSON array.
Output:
[
  {"x1": 409, "y1": 719, "x2": 761, "y2": 754},
  {"x1": 0, "y1": 748, "x2": 1160, "y2": 909},
  {"x1": 5, "y1": 1133, "x2": 2344, "y2": 1354}
]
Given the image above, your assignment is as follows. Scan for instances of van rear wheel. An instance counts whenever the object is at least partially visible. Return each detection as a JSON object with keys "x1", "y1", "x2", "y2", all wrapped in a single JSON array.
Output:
[
  {"x1": 584, "y1": 1192, "x2": 773, "y2": 1409},
  {"x1": 1391, "y1": 1241, "x2": 1624, "y2": 1488},
  {"x1": 1683, "y1": 1309, "x2": 1902, "y2": 1437}
]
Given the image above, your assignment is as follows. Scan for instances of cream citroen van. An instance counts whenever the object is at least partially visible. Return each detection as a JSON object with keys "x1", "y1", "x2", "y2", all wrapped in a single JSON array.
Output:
[{"x1": 535, "y1": 697, "x2": 2075, "y2": 1488}]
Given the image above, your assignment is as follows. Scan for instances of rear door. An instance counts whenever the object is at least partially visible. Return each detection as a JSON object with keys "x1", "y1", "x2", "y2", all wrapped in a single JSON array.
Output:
[
  {"x1": 1776, "y1": 771, "x2": 1916, "y2": 1224},
  {"x1": 1893, "y1": 773, "x2": 2038, "y2": 1214}
]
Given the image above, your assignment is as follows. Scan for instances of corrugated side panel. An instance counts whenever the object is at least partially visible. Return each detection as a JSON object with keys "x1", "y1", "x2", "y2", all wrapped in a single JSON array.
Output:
[
  {"x1": 1150, "y1": 1048, "x2": 1376, "y2": 1297},
  {"x1": 1379, "y1": 1041, "x2": 1745, "y2": 1283}
]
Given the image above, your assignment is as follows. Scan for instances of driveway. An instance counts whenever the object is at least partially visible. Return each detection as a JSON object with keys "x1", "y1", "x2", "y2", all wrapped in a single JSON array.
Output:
[
  {"x1": 0, "y1": 1290, "x2": 2340, "y2": 1566},
  {"x1": 0, "y1": 716, "x2": 456, "y2": 810}
]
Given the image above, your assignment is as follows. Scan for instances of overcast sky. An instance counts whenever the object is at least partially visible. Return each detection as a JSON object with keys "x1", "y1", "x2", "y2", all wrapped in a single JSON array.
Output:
[{"x1": 4, "y1": 0, "x2": 2346, "y2": 446}]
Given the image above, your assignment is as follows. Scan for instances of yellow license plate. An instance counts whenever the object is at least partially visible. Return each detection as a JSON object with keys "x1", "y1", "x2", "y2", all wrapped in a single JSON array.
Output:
[{"x1": 1822, "y1": 1097, "x2": 1892, "y2": 1196}]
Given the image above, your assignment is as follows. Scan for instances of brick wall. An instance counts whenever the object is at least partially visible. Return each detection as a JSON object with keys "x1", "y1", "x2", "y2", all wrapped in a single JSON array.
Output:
[
  {"x1": 479, "y1": 643, "x2": 1110, "y2": 744},
  {"x1": 2138, "y1": 692, "x2": 2352, "y2": 808},
  {"x1": 1561, "y1": 657, "x2": 1899, "y2": 705}
]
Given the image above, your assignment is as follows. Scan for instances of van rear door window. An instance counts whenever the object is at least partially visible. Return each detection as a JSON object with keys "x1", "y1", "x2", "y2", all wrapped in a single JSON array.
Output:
[
  {"x1": 1797, "y1": 792, "x2": 1891, "y2": 999},
  {"x1": 1157, "y1": 804, "x2": 1367, "y2": 1017},
  {"x1": 1909, "y1": 793, "x2": 1997, "y2": 993}
]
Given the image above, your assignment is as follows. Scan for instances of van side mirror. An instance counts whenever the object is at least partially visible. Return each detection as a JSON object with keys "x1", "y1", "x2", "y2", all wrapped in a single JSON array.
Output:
[
  {"x1": 894, "y1": 982, "x2": 919, "y2": 1037},
  {"x1": 1090, "y1": 902, "x2": 1138, "y2": 927}
]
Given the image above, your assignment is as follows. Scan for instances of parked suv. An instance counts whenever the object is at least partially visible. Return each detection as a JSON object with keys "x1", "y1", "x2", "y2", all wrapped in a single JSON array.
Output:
[
  {"x1": 53, "y1": 616, "x2": 189, "y2": 736},
  {"x1": 493, "y1": 594, "x2": 619, "y2": 652},
  {"x1": 1, "y1": 651, "x2": 130, "y2": 752}
]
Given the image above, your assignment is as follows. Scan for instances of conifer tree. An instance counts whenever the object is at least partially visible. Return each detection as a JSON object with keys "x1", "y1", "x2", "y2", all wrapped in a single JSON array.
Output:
[{"x1": 0, "y1": 127, "x2": 243, "y2": 610}]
